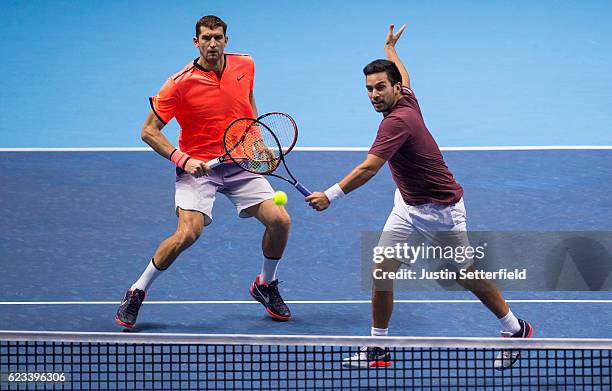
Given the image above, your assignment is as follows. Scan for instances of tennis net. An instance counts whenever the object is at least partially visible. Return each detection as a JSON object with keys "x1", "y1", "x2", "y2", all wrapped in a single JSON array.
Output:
[{"x1": 1, "y1": 331, "x2": 611, "y2": 390}]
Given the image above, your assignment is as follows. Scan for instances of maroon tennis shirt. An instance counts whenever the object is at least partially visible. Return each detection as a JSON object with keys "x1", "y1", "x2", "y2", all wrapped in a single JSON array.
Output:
[{"x1": 369, "y1": 86, "x2": 463, "y2": 205}]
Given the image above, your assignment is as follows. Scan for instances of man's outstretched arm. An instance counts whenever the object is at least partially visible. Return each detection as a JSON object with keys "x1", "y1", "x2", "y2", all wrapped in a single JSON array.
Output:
[{"x1": 384, "y1": 24, "x2": 410, "y2": 87}]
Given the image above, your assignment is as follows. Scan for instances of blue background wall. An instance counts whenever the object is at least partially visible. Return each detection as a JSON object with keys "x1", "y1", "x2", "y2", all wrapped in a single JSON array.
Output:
[{"x1": 1, "y1": 0, "x2": 611, "y2": 147}]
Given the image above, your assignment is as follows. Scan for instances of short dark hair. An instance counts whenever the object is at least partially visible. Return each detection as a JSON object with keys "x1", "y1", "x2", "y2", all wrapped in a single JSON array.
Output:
[
  {"x1": 195, "y1": 15, "x2": 227, "y2": 37},
  {"x1": 363, "y1": 59, "x2": 402, "y2": 86}
]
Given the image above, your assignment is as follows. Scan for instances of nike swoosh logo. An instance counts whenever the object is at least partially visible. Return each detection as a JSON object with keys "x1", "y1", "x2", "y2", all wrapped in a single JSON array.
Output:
[
  {"x1": 237, "y1": 75, "x2": 245, "y2": 81},
  {"x1": 256, "y1": 286, "x2": 269, "y2": 303}
]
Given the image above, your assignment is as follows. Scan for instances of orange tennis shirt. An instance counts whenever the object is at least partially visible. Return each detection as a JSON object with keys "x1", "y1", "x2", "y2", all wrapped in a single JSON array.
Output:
[{"x1": 149, "y1": 53, "x2": 255, "y2": 161}]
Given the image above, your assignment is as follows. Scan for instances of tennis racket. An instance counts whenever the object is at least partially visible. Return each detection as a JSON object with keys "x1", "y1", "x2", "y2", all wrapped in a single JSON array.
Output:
[
  {"x1": 205, "y1": 112, "x2": 297, "y2": 169},
  {"x1": 206, "y1": 112, "x2": 311, "y2": 196}
]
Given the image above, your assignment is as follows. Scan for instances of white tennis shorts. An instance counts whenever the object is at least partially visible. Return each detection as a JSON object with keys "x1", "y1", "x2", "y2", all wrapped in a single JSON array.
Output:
[
  {"x1": 378, "y1": 189, "x2": 473, "y2": 270},
  {"x1": 175, "y1": 163, "x2": 274, "y2": 226}
]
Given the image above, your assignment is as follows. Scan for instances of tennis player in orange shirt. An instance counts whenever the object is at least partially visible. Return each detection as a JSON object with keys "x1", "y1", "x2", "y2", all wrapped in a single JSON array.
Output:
[{"x1": 116, "y1": 15, "x2": 292, "y2": 329}]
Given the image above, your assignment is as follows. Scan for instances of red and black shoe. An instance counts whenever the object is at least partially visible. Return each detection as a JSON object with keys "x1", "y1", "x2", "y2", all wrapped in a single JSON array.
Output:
[
  {"x1": 342, "y1": 346, "x2": 393, "y2": 369},
  {"x1": 249, "y1": 275, "x2": 291, "y2": 321},
  {"x1": 115, "y1": 288, "x2": 145, "y2": 329},
  {"x1": 494, "y1": 319, "x2": 533, "y2": 370}
]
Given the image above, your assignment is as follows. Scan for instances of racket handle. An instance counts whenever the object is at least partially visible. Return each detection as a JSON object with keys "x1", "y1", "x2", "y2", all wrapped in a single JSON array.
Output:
[
  {"x1": 205, "y1": 157, "x2": 222, "y2": 169},
  {"x1": 294, "y1": 182, "x2": 312, "y2": 196}
]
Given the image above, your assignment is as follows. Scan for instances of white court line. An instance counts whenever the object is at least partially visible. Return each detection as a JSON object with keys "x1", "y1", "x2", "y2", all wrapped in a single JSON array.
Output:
[
  {"x1": 0, "y1": 146, "x2": 611, "y2": 152},
  {"x1": 0, "y1": 299, "x2": 611, "y2": 305}
]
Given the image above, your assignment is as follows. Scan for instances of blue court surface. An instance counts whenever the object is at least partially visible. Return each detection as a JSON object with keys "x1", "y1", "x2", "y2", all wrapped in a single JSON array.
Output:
[{"x1": 1, "y1": 149, "x2": 611, "y2": 338}]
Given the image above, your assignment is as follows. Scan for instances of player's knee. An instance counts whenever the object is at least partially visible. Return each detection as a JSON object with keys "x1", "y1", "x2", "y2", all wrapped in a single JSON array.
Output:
[
  {"x1": 174, "y1": 227, "x2": 201, "y2": 248},
  {"x1": 268, "y1": 211, "x2": 291, "y2": 232},
  {"x1": 456, "y1": 272, "x2": 485, "y2": 292},
  {"x1": 478, "y1": 279, "x2": 497, "y2": 293}
]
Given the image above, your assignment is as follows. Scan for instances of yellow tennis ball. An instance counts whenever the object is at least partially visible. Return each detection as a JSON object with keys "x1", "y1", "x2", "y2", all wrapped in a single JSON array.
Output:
[{"x1": 273, "y1": 190, "x2": 287, "y2": 206}]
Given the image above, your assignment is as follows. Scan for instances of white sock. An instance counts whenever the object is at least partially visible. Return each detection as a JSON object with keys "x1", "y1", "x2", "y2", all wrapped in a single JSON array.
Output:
[
  {"x1": 499, "y1": 309, "x2": 521, "y2": 334},
  {"x1": 371, "y1": 327, "x2": 389, "y2": 337},
  {"x1": 260, "y1": 256, "x2": 281, "y2": 283},
  {"x1": 131, "y1": 258, "x2": 164, "y2": 292}
]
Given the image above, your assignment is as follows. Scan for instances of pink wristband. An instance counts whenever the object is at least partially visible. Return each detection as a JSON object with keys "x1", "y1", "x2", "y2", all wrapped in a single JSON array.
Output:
[{"x1": 170, "y1": 149, "x2": 190, "y2": 169}]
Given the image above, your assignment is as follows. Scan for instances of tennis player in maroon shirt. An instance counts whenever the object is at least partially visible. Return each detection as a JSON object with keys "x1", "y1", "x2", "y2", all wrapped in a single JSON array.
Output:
[{"x1": 306, "y1": 24, "x2": 532, "y2": 370}]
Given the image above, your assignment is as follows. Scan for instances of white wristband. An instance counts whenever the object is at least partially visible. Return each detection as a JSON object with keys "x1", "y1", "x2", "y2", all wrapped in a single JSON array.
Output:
[{"x1": 324, "y1": 183, "x2": 345, "y2": 203}]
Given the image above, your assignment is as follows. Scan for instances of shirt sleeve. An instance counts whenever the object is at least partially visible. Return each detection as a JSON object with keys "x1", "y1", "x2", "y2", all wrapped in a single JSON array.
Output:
[
  {"x1": 149, "y1": 78, "x2": 181, "y2": 125},
  {"x1": 368, "y1": 116, "x2": 411, "y2": 161}
]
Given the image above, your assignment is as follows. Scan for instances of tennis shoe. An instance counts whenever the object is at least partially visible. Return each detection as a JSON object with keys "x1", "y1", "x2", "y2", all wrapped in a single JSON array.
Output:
[
  {"x1": 250, "y1": 275, "x2": 291, "y2": 321},
  {"x1": 115, "y1": 288, "x2": 145, "y2": 329},
  {"x1": 494, "y1": 319, "x2": 533, "y2": 370},
  {"x1": 342, "y1": 346, "x2": 393, "y2": 369}
]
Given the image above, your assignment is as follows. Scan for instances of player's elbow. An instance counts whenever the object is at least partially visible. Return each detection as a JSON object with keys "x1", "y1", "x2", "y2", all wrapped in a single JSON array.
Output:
[
  {"x1": 365, "y1": 167, "x2": 379, "y2": 180},
  {"x1": 141, "y1": 125, "x2": 156, "y2": 144}
]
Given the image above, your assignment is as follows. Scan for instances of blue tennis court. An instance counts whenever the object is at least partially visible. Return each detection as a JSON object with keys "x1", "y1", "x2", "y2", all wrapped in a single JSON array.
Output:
[
  {"x1": 1, "y1": 149, "x2": 611, "y2": 338},
  {"x1": 2, "y1": 149, "x2": 612, "y2": 389}
]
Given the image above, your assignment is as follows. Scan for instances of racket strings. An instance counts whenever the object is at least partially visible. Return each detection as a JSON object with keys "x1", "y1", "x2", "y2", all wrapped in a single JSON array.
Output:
[
  {"x1": 225, "y1": 118, "x2": 282, "y2": 174},
  {"x1": 242, "y1": 128, "x2": 281, "y2": 173},
  {"x1": 257, "y1": 113, "x2": 296, "y2": 154}
]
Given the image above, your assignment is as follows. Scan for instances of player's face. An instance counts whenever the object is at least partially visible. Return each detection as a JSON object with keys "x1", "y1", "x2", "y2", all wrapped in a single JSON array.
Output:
[
  {"x1": 366, "y1": 73, "x2": 401, "y2": 113},
  {"x1": 195, "y1": 26, "x2": 228, "y2": 63}
]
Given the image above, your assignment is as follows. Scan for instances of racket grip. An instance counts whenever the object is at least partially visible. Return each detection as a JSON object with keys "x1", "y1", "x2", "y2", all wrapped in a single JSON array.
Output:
[
  {"x1": 294, "y1": 182, "x2": 312, "y2": 196},
  {"x1": 205, "y1": 157, "x2": 222, "y2": 169}
]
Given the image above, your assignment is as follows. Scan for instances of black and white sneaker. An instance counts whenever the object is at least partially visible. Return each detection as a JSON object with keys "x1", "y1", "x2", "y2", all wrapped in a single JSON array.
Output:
[
  {"x1": 494, "y1": 319, "x2": 533, "y2": 370},
  {"x1": 250, "y1": 275, "x2": 291, "y2": 321},
  {"x1": 342, "y1": 346, "x2": 393, "y2": 369},
  {"x1": 115, "y1": 288, "x2": 145, "y2": 329}
]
